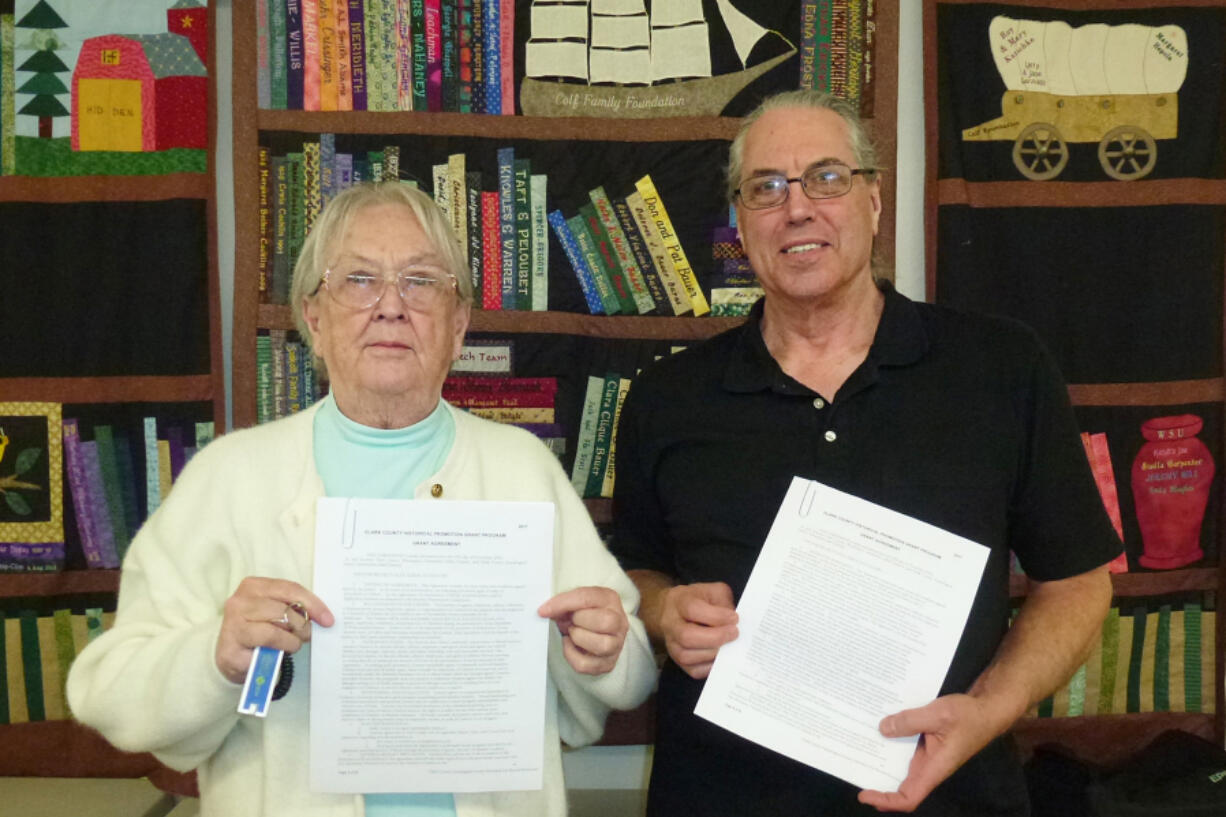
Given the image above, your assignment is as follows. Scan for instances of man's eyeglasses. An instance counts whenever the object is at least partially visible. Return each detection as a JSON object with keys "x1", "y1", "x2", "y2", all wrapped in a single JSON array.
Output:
[
  {"x1": 735, "y1": 162, "x2": 877, "y2": 210},
  {"x1": 319, "y1": 266, "x2": 458, "y2": 311}
]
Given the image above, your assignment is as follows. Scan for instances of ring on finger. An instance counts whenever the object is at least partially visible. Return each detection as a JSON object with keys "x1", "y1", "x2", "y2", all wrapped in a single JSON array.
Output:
[
  {"x1": 287, "y1": 601, "x2": 310, "y2": 627},
  {"x1": 269, "y1": 601, "x2": 310, "y2": 631}
]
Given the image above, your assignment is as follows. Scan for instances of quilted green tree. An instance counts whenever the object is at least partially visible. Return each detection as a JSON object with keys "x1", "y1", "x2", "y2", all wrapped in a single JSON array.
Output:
[{"x1": 15, "y1": 0, "x2": 69, "y2": 138}]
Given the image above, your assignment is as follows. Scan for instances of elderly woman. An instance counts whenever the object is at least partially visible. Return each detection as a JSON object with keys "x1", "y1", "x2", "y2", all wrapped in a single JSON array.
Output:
[{"x1": 67, "y1": 182, "x2": 656, "y2": 817}]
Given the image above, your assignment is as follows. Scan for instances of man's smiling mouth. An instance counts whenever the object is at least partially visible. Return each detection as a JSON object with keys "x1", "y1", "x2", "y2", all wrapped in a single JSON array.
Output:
[{"x1": 784, "y1": 242, "x2": 826, "y2": 254}]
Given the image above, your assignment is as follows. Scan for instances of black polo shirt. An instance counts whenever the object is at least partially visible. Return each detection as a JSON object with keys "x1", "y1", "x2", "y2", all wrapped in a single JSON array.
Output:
[{"x1": 611, "y1": 282, "x2": 1121, "y2": 817}]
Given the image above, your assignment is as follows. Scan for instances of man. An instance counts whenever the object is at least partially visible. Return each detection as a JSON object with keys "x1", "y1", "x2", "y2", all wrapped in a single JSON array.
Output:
[{"x1": 610, "y1": 90, "x2": 1121, "y2": 816}]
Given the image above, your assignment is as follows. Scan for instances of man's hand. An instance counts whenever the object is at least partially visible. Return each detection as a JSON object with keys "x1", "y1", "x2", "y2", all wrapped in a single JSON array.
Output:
[
  {"x1": 215, "y1": 577, "x2": 334, "y2": 685},
  {"x1": 538, "y1": 586, "x2": 630, "y2": 676},
  {"x1": 658, "y1": 582, "x2": 739, "y2": 679},
  {"x1": 859, "y1": 564, "x2": 1112, "y2": 811},
  {"x1": 857, "y1": 693, "x2": 1006, "y2": 812}
]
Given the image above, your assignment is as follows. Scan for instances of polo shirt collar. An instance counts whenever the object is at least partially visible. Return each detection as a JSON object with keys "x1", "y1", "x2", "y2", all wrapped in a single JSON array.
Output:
[{"x1": 723, "y1": 279, "x2": 929, "y2": 395}]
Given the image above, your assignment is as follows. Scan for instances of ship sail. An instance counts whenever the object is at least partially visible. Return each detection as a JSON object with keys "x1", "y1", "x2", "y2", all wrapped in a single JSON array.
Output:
[
  {"x1": 650, "y1": 0, "x2": 710, "y2": 82},
  {"x1": 525, "y1": 1, "x2": 590, "y2": 81},
  {"x1": 527, "y1": 0, "x2": 729, "y2": 84},
  {"x1": 716, "y1": 0, "x2": 769, "y2": 66},
  {"x1": 591, "y1": 0, "x2": 650, "y2": 84}
]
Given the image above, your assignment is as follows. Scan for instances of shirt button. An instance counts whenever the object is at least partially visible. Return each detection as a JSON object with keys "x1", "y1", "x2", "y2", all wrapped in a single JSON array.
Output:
[
  {"x1": 430, "y1": 483, "x2": 444, "y2": 497},
  {"x1": 812, "y1": 397, "x2": 826, "y2": 409},
  {"x1": 824, "y1": 430, "x2": 837, "y2": 443}
]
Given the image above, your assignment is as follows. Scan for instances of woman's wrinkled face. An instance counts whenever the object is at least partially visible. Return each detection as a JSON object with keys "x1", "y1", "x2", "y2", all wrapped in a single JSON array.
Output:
[{"x1": 302, "y1": 202, "x2": 469, "y2": 409}]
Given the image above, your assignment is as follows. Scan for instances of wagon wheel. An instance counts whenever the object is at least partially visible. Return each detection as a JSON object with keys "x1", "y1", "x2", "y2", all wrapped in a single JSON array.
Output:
[
  {"x1": 1012, "y1": 123, "x2": 1068, "y2": 181},
  {"x1": 1098, "y1": 126, "x2": 1157, "y2": 180}
]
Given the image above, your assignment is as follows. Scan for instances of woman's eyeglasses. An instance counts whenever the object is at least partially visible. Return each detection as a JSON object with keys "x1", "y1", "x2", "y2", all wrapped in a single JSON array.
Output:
[{"x1": 319, "y1": 267, "x2": 458, "y2": 311}]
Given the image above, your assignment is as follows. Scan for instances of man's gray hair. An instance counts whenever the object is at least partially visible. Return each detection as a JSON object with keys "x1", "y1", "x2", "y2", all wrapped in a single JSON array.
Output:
[
  {"x1": 290, "y1": 180, "x2": 474, "y2": 346},
  {"x1": 726, "y1": 90, "x2": 879, "y2": 204}
]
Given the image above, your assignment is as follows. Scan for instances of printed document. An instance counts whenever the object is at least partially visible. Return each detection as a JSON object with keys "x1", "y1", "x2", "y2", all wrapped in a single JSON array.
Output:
[
  {"x1": 310, "y1": 497, "x2": 554, "y2": 793},
  {"x1": 695, "y1": 477, "x2": 988, "y2": 792}
]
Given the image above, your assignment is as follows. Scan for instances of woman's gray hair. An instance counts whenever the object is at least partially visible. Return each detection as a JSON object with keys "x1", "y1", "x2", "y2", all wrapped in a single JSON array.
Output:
[
  {"x1": 726, "y1": 90, "x2": 879, "y2": 204},
  {"x1": 291, "y1": 180, "x2": 474, "y2": 343}
]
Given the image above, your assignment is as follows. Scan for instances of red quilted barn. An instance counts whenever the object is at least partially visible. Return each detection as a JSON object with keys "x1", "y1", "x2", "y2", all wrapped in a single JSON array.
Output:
[{"x1": 72, "y1": 32, "x2": 207, "y2": 152}]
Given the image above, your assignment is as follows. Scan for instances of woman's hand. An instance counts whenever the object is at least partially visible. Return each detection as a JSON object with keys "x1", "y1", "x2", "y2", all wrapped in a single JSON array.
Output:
[
  {"x1": 214, "y1": 577, "x2": 335, "y2": 685},
  {"x1": 538, "y1": 586, "x2": 630, "y2": 676}
]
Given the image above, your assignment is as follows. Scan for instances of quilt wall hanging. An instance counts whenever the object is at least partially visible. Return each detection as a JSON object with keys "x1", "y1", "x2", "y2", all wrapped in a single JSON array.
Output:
[
  {"x1": 249, "y1": 1, "x2": 885, "y2": 118},
  {"x1": 926, "y1": 0, "x2": 1223, "y2": 730},
  {"x1": 518, "y1": 0, "x2": 875, "y2": 117},
  {"x1": 1, "y1": 0, "x2": 209, "y2": 176},
  {"x1": 0, "y1": 0, "x2": 215, "y2": 380}
]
